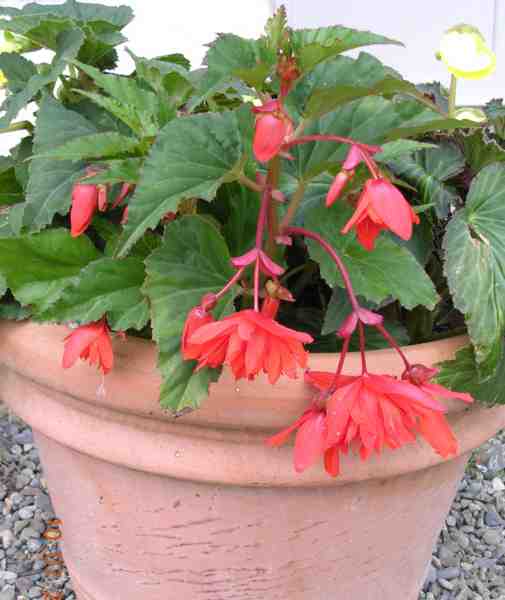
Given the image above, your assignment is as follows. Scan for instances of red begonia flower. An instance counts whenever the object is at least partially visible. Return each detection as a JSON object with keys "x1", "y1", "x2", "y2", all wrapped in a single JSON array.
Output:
[
  {"x1": 70, "y1": 182, "x2": 99, "y2": 237},
  {"x1": 183, "y1": 297, "x2": 313, "y2": 383},
  {"x1": 326, "y1": 171, "x2": 353, "y2": 207},
  {"x1": 252, "y1": 99, "x2": 294, "y2": 163},
  {"x1": 62, "y1": 318, "x2": 114, "y2": 374},
  {"x1": 341, "y1": 178, "x2": 420, "y2": 251}
]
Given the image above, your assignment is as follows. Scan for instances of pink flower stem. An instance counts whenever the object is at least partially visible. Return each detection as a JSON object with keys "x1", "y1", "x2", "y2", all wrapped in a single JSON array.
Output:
[
  {"x1": 356, "y1": 147, "x2": 380, "y2": 179},
  {"x1": 374, "y1": 323, "x2": 411, "y2": 370},
  {"x1": 215, "y1": 267, "x2": 245, "y2": 301},
  {"x1": 328, "y1": 335, "x2": 351, "y2": 393},
  {"x1": 358, "y1": 322, "x2": 368, "y2": 374},
  {"x1": 252, "y1": 186, "x2": 273, "y2": 311},
  {"x1": 284, "y1": 226, "x2": 361, "y2": 314}
]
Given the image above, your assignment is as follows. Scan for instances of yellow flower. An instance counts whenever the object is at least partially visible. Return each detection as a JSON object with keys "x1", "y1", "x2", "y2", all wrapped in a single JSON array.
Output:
[
  {"x1": 0, "y1": 70, "x2": 6, "y2": 89},
  {"x1": 438, "y1": 24, "x2": 496, "y2": 80}
]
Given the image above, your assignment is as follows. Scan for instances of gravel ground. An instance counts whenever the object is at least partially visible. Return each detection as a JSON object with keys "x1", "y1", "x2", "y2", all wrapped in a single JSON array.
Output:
[{"x1": 0, "y1": 409, "x2": 503, "y2": 600}]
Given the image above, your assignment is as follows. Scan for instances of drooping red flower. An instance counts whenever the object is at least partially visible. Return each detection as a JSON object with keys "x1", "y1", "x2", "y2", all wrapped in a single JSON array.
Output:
[
  {"x1": 183, "y1": 297, "x2": 313, "y2": 383},
  {"x1": 62, "y1": 318, "x2": 114, "y2": 374},
  {"x1": 266, "y1": 405, "x2": 334, "y2": 474},
  {"x1": 341, "y1": 178, "x2": 420, "y2": 251},
  {"x1": 70, "y1": 182, "x2": 99, "y2": 237},
  {"x1": 252, "y1": 99, "x2": 294, "y2": 163}
]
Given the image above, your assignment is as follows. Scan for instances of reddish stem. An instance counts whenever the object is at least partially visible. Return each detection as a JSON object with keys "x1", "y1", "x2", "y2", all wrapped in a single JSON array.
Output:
[
  {"x1": 375, "y1": 323, "x2": 411, "y2": 370},
  {"x1": 358, "y1": 322, "x2": 367, "y2": 374},
  {"x1": 284, "y1": 227, "x2": 360, "y2": 313},
  {"x1": 284, "y1": 134, "x2": 379, "y2": 153},
  {"x1": 329, "y1": 335, "x2": 351, "y2": 393},
  {"x1": 215, "y1": 267, "x2": 245, "y2": 301}
]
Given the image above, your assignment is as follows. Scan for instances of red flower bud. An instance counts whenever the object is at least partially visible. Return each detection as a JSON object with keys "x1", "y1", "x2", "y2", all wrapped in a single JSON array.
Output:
[
  {"x1": 326, "y1": 170, "x2": 353, "y2": 207},
  {"x1": 252, "y1": 99, "x2": 294, "y2": 163},
  {"x1": 70, "y1": 183, "x2": 99, "y2": 237}
]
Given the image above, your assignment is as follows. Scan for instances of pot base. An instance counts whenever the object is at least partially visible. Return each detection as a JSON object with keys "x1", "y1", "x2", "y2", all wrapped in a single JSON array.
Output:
[{"x1": 35, "y1": 430, "x2": 467, "y2": 600}]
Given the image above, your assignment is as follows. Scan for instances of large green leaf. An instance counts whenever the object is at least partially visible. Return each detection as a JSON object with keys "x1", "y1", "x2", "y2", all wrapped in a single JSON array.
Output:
[
  {"x1": 443, "y1": 164, "x2": 505, "y2": 379},
  {"x1": 388, "y1": 142, "x2": 465, "y2": 217},
  {"x1": 38, "y1": 256, "x2": 149, "y2": 331},
  {"x1": 0, "y1": 53, "x2": 37, "y2": 94},
  {"x1": 116, "y1": 109, "x2": 245, "y2": 257},
  {"x1": 435, "y1": 343, "x2": 505, "y2": 406},
  {"x1": 73, "y1": 61, "x2": 161, "y2": 137},
  {"x1": 290, "y1": 96, "x2": 438, "y2": 180},
  {"x1": 35, "y1": 131, "x2": 141, "y2": 161},
  {"x1": 291, "y1": 26, "x2": 402, "y2": 73},
  {"x1": 144, "y1": 216, "x2": 236, "y2": 413},
  {"x1": 204, "y1": 33, "x2": 275, "y2": 90},
  {"x1": 387, "y1": 118, "x2": 479, "y2": 140},
  {"x1": 304, "y1": 202, "x2": 438, "y2": 309},
  {"x1": 21, "y1": 95, "x2": 98, "y2": 232},
  {"x1": 0, "y1": 157, "x2": 23, "y2": 205},
  {"x1": 0, "y1": 228, "x2": 99, "y2": 311},
  {"x1": 460, "y1": 130, "x2": 505, "y2": 172},
  {"x1": 0, "y1": 28, "x2": 85, "y2": 127}
]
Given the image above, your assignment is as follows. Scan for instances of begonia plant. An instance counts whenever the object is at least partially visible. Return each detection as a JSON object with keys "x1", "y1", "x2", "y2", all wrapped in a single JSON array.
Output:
[{"x1": 0, "y1": 2, "x2": 504, "y2": 477}]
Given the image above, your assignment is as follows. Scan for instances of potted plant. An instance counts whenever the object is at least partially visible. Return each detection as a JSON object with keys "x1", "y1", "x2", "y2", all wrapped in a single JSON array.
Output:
[{"x1": 0, "y1": 2, "x2": 504, "y2": 599}]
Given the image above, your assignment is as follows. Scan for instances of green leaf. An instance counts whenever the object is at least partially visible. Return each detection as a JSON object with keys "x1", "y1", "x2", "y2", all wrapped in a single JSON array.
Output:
[
  {"x1": 144, "y1": 215, "x2": 236, "y2": 413},
  {"x1": 0, "y1": 28, "x2": 85, "y2": 127},
  {"x1": 21, "y1": 95, "x2": 98, "y2": 232},
  {"x1": 73, "y1": 61, "x2": 161, "y2": 136},
  {"x1": 305, "y1": 202, "x2": 439, "y2": 309},
  {"x1": 210, "y1": 182, "x2": 260, "y2": 256},
  {"x1": 116, "y1": 110, "x2": 245, "y2": 257},
  {"x1": 82, "y1": 158, "x2": 143, "y2": 185},
  {"x1": 291, "y1": 96, "x2": 439, "y2": 179},
  {"x1": 460, "y1": 130, "x2": 505, "y2": 172},
  {"x1": 291, "y1": 26, "x2": 402, "y2": 73},
  {"x1": 374, "y1": 140, "x2": 438, "y2": 162},
  {"x1": 388, "y1": 142, "x2": 465, "y2": 217},
  {"x1": 38, "y1": 256, "x2": 149, "y2": 331},
  {"x1": 204, "y1": 33, "x2": 275, "y2": 90},
  {"x1": 435, "y1": 344, "x2": 505, "y2": 406},
  {"x1": 443, "y1": 164, "x2": 505, "y2": 379},
  {"x1": 387, "y1": 118, "x2": 480, "y2": 140},
  {"x1": 0, "y1": 157, "x2": 23, "y2": 205},
  {"x1": 35, "y1": 131, "x2": 141, "y2": 161},
  {"x1": 0, "y1": 228, "x2": 99, "y2": 311},
  {"x1": 0, "y1": 53, "x2": 37, "y2": 93}
]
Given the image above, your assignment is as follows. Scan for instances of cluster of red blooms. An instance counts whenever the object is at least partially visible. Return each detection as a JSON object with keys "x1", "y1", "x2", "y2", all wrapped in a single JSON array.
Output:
[{"x1": 60, "y1": 52, "x2": 473, "y2": 478}]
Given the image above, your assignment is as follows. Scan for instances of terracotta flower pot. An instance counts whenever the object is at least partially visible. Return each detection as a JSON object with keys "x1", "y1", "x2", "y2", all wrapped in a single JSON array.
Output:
[{"x1": 0, "y1": 320, "x2": 504, "y2": 600}]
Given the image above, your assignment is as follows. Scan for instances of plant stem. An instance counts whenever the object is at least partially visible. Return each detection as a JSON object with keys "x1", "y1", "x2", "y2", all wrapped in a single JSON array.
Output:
[
  {"x1": 375, "y1": 323, "x2": 411, "y2": 369},
  {"x1": 215, "y1": 267, "x2": 245, "y2": 301},
  {"x1": 329, "y1": 335, "x2": 351, "y2": 392},
  {"x1": 358, "y1": 322, "x2": 367, "y2": 374},
  {"x1": 266, "y1": 156, "x2": 280, "y2": 256},
  {"x1": 237, "y1": 173, "x2": 263, "y2": 193},
  {"x1": 280, "y1": 179, "x2": 305, "y2": 231},
  {"x1": 284, "y1": 134, "x2": 379, "y2": 153},
  {"x1": 0, "y1": 120, "x2": 33, "y2": 134},
  {"x1": 253, "y1": 186, "x2": 273, "y2": 311},
  {"x1": 448, "y1": 74, "x2": 458, "y2": 117},
  {"x1": 284, "y1": 226, "x2": 360, "y2": 313}
]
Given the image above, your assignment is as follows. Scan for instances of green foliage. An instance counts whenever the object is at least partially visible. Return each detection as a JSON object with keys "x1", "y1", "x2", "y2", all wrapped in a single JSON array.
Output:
[
  {"x1": 35, "y1": 132, "x2": 141, "y2": 161},
  {"x1": 0, "y1": 228, "x2": 99, "y2": 311},
  {"x1": 435, "y1": 343, "x2": 505, "y2": 406},
  {"x1": 443, "y1": 164, "x2": 505, "y2": 380},
  {"x1": 116, "y1": 109, "x2": 247, "y2": 257},
  {"x1": 388, "y1": 142, "x2": 465, "y2": 217},
  {"x1": 38, "y1": 256, "x2": 149, "y2": 330},
  {"x1": 144, "y1": 216, "x2": 236, "y2": 413},
  {"x1": 305, "y1": 203, "x2": 439, "y2": 310}
]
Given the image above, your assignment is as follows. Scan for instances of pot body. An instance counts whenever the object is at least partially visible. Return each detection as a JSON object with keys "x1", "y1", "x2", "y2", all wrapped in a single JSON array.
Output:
[{"x1": 1, "y1": 322, "x2": 504, "y2": 600}]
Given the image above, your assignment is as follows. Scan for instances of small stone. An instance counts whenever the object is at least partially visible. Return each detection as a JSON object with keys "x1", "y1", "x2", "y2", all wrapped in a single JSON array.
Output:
[
  {"x1": 10, "y1": 444, "x2": 22, "y2": 456},
  {"x1": 437, "y1": 566, "x2": 460, "y2": 580},
  {"x1": 0, "y1": 572, "x2": 17, "y2": 583},
  {"x1": 453, "y1": 531, "x2": 470, "y2": 550},
  {"x1": 0, "y1": 588, "x2": 15, "y2": 600},
  {"x1": 483, "y1": 529, "x2": 503, "y2": 545},
  {"x1": 26, "y1": 539, "x2": 42, "y2": 553},
  {"x1": 20, "y1": 527, "x2": 39, "y2": 540},
  {"x1": 13, "y1": 520, "x2": 29, "y2": 536},
  {"x1": 13, "y1": 430, "x2": 32, "y2": 445},
  {"x1": 446, "y1": 515, "x2": 457, "y2": 527},
  {"x1": 17, "y1": 506, "x2": 34, "y2": 520},
  {"x1": 35, "y1": 492, "x2": 52, "y2": 513},
  {"x1": 438, "y1": 578, "x2": 454, "y2": 591},
  {"x1": 492, "y1": 477, "x2": 505, "y2": 492},
  {"x1": 0, "y1": 532, "x2": 13, "y2": 551},
  {"x1": 15, "y1": 474, "x2": 30, "y2": 490},
  {"x1": 0, "y1": 488, "x2": 6, "y2": 503},
  {"x1": 30, "y1": 519, "x2": 45, "y2": 534},
  {"x1": 485, "y1": 508, "x2": 503, "y2": 527},
  {"x1": 423, "y1": 564, "x2": 437, "y2": 589},
  {"x1": 27, "y1": 587, "x2": 41, "y2": 599},
  {"x1": 438, "y1": 545, "x2": 460, "y2": 567}
]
